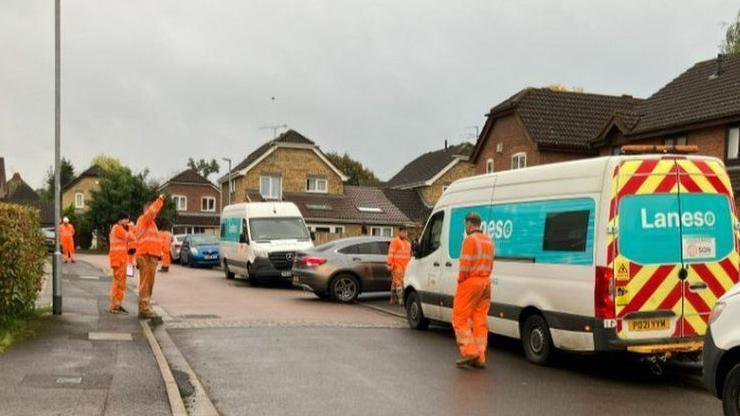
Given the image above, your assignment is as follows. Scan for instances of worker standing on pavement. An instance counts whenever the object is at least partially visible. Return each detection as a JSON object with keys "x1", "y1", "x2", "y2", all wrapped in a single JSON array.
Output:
[
  {"x1": 60, "y1": 216, "x2": 76, "y2": 263},
  {"x1": 108, "y1": 212, "x2": 135, "y2": 314},
  {"x1": 135, "y1": 195, "x2": 166, "y2": 319},
  {"x1": 386, "y1": 225, "x2": 412, "y2": 306},
  {"x1": 453, "y1": 212, "x2": 494, "y2": 369},
  {"x1": 160, "y1": 230, "x2": 173, "y2": 273}
]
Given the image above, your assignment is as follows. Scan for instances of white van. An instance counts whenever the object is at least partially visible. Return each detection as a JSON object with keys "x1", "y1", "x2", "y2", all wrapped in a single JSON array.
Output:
[
  {"x1": 403, "y1": 154, "x2": 739, "y2": 364},
  {"x1": 220, "y1": 202, "x2": 314, "y2": 284}
]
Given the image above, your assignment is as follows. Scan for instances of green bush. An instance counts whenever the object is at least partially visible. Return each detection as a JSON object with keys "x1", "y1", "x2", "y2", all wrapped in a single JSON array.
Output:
[{"x1": 0, "y1": 203, "x2": 46, "y2": 320}]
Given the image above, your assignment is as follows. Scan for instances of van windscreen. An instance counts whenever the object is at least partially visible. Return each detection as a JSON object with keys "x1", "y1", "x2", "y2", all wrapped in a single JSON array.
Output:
[{"x1": 249, "y1": 217, "x2": 310, "y2": 242}]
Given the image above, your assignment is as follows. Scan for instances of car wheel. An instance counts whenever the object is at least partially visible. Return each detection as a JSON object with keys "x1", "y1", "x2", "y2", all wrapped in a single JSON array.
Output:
[
  {"x1": 405, "y1": 290, "x2": 430, "y2": 330},
  {"x1": 330, "y1": 274, "x2": 359, "y2": 303},
  {"x1": 223, "y1": 260, "x2": 235, "y2": 280},
  {"x1": 522, "y1": 314, "x2": 553, "y2": 365},
  {"x1": 188, "y1": 255, "x2": 196, "y2": 268},
  {"x1": 723, "y1": 364, "x2": 740, "y2": 416}
]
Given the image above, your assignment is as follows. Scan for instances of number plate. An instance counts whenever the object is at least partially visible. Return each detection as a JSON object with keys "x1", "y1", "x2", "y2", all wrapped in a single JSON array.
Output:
[
  {"x1": 627, "y1": 318, "x2": 669, "y2": 332},
  {"x1": 204, "y1": 255, "x2": 217, "y2": 260},
  {"x1": 281, "y1": 271, "x2": 292, "y2": 277},
  {"x1": 292, "y1": 275, "x2": 300, "y2": 284}
]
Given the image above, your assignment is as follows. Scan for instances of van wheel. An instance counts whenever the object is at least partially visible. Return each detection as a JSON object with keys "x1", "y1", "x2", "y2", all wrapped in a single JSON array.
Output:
[
  {"x1": 522, "y1": 314, "x2": 553, "y2": 365},
  {"x1": 247, "y1": 264, "x2": 261, "y2": 287},
  {"x1": 330, "y1": 274, "x2": 359, "y2": 303},
  {"x1": 723, "y1": 364, "x2": 740, "y2": 416},
  {"x1": 405, "y1": 291, "x2": 429, "y2": 330},
  {"x1": 223, "y1": 261, "x2": 235, "y2": 280}
]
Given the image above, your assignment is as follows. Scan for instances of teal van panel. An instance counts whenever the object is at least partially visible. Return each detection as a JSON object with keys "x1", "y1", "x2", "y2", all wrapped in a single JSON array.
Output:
[
  {"x1": 618, "y1": 193, "x2": 733, "y2": 265},
  {"x1": 448, "y1": 198, "x2": 595, "y2": 265},
  {"x1": 220, "y1": 217, "x2": 242, "y2": 242}
]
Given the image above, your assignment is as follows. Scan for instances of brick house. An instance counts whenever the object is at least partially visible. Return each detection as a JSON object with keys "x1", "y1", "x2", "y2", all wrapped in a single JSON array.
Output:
[
  {"x1": 220, "y1": 129, "x2": 416, "y2": 241},
  {"x1": 62, "y1": 165, "x2": 102, "y2": 214},
  {"x1": 159, "y1": 169, "x2": 221, "y2": 235}
]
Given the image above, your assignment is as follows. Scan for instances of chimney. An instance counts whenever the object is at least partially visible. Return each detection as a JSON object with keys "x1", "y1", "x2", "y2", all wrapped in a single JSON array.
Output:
[
  {"x1": 710, "y1": 54, "x2": 724, "y2": 80},
  {"x1": 444, "y1": 139, "x2": 448, "y2": 150}
]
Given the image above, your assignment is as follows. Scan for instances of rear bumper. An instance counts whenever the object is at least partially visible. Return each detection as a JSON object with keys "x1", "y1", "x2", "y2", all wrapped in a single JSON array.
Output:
[
  {"x1": 703, "y1": 327, "x2": 725, "y2": 397},
  {"x1": 292, "y1": 269, "x2": 328, "y2": 292},
  {"x1": 593, "y1": 321, "x2": 703, "y2": 353}
]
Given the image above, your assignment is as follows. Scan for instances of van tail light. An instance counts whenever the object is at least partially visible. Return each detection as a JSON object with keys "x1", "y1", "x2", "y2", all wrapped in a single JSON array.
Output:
[
  {"x1": 595, "y1": 266, "x2": 616, "y2": 319},
  {"x1": 299, "y1": 256, "x2": 327, "y2": 267}
]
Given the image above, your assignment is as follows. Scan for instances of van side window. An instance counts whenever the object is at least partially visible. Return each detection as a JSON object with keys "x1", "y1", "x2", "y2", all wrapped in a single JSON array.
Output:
[
  {"x1": 241, "y1": 219, "x2": 249, "y2": 242},
  {"x1": 418, "y1": 211, "x2": 444, "y2": 259},
  {"x1": 543, "y1": 210, "x2": 590, "y2": 252}
]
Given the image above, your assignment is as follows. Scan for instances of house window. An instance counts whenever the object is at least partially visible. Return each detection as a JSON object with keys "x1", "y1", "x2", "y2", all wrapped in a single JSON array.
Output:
[
  {"x1": 173, "y1": 195, "x2": 187, "y2": 211},
  {"x1": 665, "y1": 136, "x2": 687, "y2": 147},
  {"x1": 486, "y1": 158, "x2": 494, "y2": 174},
  {"x1": 511, "y1": 152, "x2": 527, "y2": 170},
  {"x1": 370, "y1": 226, "x2": 393, "y2": 237},
  {"x1": 201, "y1": 197, "x2": 216, "y2": 212},
  {"x1": 306, "y1": 176, "x2": 328, "y2": 193},
  {"x1": 728, "y1": 127, "x2": 740, "y2": 160},
  {"x1": 260, "y1": 175, "x2": 282, "y2": 199},
  {"x1": 74, "y1": 192, "x2": 85, "y2": 209}
]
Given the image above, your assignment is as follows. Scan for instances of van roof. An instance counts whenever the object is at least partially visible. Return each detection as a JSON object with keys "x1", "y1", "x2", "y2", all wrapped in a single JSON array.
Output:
[{"x1": 222, "y1": 201, "x2": 303, "y2": 218}]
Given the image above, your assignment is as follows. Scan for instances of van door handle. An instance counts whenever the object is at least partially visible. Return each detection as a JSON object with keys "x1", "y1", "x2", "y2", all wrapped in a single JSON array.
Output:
[
  {"x1": 433, "y1": 262, "x2": 440, "y2": 267},
  {"x1": 689, "y1": 282, "x2": 708, "y2": 291},
  {"x1": 352, "y1": 257, "x2": 361, "y2": 262}
]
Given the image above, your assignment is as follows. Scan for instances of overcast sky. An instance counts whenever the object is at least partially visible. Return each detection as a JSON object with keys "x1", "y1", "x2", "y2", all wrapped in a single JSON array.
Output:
[{"x1": 1, "y1": 1, "x2": 738, "y2": 188}]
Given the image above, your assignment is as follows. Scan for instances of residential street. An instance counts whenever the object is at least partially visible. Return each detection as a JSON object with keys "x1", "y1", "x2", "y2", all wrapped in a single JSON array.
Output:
[{"x1": 78, "y1": 256, "x2": 722, "y2": 416}]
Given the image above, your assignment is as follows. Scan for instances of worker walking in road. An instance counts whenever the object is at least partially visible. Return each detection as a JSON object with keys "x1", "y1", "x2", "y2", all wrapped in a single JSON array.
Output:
[
  {"x1": 135, "y1": 195, "x2": 166, "y2": 320},
  {"x1": 60, "y1": 216, "x2": 76, "y2": 263},
  {"x1": 108, "y1": 212, "x2": 135, "y2": 314},
  {"x1": 453, "y1": 212, "x2": 494, "y2": 369},
  {"x1": 387, "y1": 225, "x2": 412, "y2": 306},
  {"x1": 160, "y1": 230, "x2": 172, "y2": 273}
]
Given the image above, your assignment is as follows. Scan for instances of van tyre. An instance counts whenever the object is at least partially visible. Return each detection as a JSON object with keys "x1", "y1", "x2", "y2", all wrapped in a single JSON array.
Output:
[
  {"x1": 223, "y1": 261, "x2": 235, "y2": 280},
  {"x1": 723, "y1": 364, "x2": 740, "y2": 416},
  {"x1": 330, "y1": 274, "x2": 359, "y2": 303},
  {"x1": 405, "y1": 291, "x2": 430, "y2": 330},
  {"x1": 522, "y1": 314, "x2": 553, "y2": 365}
]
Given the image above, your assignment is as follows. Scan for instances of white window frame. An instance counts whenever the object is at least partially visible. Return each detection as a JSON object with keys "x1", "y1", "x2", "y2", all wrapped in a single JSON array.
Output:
[
  {"x1": 370, "y1": 226, "x2": 393, "y2": 237},
  {"x1": 74, "y1": 192, "x2": 85, "y2": 209},
  {"x1": 306, "y1": 176, "x2": 328, "y2": 193},
  {"x1": 260, "y1": 174, "x2": 282, "y2": 200},
  {"x1": 486, "y1": 158, "x2": 494, "y2": 174},
  {"x1": 173, "y1": 195, "x2": 187, "y2": 211},
  {"x1": 728, "y1": 127, "x2": 740, "y2": 160},
  {"x1": 201, "y1": 196, "x2": 216, "y2": 212},
  {"x1": 511, "y1": 152, "x2": 527, "y2": 170}
]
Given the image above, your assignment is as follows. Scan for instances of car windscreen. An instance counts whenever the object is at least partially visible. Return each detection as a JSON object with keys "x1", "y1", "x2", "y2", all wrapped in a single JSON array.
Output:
[
  {"x1": 190, "y1": 235, "x2": 219, "y2": 246},
  {"x1": 249, "y1": 217, "x2": 310, "y2": 242}
]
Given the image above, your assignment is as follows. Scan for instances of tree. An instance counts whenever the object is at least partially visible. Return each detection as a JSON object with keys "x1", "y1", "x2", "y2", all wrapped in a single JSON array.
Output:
[
  {"x1": 187, "y1": 158, "x2": 220, "y2": 179},
  {"x1": 42, "y1": 158, "x2": 75, "y2": 200},
  {"x1": 721, "y1": 10, "x2": 740, "y2": 55},
  {"x1": 325, "y1": 152, "x2": 380, "y2": 186},
  {"x1": 91, "y1": 155, "x2": 123, "y2": 172}
]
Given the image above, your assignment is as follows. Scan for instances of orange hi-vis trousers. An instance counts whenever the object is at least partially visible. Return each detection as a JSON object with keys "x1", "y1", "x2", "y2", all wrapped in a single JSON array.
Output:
[
  {"x1": 61, "y1": 237, "x2": 75, "y2": 261},
  {"x1": 162, "y1": 249, "x2": 171, "y2": 268},
  {"x1": 109, "y1": 266, "x2": 127, "y2": 310},
  {"x1": 137, "y1": 254, "x2": 158, "y2": 314},
  {"x1": 452, "y1": 277, "x2": 491, "y2": 363}
]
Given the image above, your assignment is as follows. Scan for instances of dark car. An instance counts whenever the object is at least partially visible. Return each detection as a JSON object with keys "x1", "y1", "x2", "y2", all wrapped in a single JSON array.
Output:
[
  {"x1": 179, "y1": 234, "x2": 220, "y2": 268},
  {"x1": 292, "y1": 236, "x2": 392, "y2": 302},
  {"x1": 41, "y1": 227, "x2": 56, "y2": 253}
]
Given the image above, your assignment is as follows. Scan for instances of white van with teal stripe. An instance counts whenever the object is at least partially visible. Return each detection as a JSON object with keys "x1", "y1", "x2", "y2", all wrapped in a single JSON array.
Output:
[{"x1": 403, "y1": 154, "x2": 739, "y2": 365}]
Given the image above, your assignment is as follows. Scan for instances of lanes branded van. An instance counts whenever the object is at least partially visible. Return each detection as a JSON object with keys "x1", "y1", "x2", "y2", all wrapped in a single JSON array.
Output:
[
  {"x1": 403, "y1": 154, "x2": 740, "y2": 364},
  {"x1": 220, "y1": 202, "x2": 313, "y2": 284}
]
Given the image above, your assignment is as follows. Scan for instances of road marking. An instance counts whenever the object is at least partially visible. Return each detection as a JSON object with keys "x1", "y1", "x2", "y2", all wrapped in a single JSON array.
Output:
[
  {"x1": 88, "y1": 332, "x2": 133, "y2": 341},
  {"x1": 78, "y1": 275, "x2": 100, "y2": 280},
  {"x1": 165, "y1": 319, "x2": 406, "y2": 330},
  {"x1": 56, "y1": 376, "x2": 82, "y2": 384}
]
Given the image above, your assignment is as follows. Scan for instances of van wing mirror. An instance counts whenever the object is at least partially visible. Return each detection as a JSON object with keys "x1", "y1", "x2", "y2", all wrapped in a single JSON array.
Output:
[
  {"x1": 412, "y1": 239, "x2": 420, "y2": 257},
  {"x1": 310, "y1": 231, "x2": 316, "y2": 241}
]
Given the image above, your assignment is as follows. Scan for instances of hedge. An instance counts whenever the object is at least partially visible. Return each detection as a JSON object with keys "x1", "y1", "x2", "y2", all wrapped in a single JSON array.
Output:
[{"x1": 0, "y1": 203, "x2": 46, "y2": 320}]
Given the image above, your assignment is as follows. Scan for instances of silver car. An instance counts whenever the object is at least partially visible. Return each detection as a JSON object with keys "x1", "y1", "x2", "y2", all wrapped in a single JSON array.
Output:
[{"x1": 292, "y1": 236, "x2": 392, "y2": 302}]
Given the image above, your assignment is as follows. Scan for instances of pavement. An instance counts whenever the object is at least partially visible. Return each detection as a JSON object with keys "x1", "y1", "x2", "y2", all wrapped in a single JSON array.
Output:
[{"x1": 0, "y1": 258, "x2": 170, "y2": 416}]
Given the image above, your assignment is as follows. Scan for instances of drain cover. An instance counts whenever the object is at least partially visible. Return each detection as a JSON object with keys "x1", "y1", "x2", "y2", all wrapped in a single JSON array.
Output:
[{"x1": 88, "y1": 332, "x2": 133, "y2": 341}]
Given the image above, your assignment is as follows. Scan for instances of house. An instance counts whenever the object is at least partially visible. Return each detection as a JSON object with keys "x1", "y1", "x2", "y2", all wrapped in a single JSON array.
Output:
[
  {"x1": 0, "y1": 157, "x2": 7, "y2": 199},
  {"x1": 386, "y1": 142, "x2": 476, "y2": 208},
  {"x1": 220, "y1": 129, "x2": 416, "y2": 241},
  {"x1": 62, "y1": 165, "x2": 102, "y2": 214},
  {"x1": 2, "y1": 170, "x2": 54, "y2": 227},
  {"x1": 159, "y1": 169, "x2": 221, "y2": 235},
  {"x1": 471, "y1": 88, "x2": 642, "y2": 174}
]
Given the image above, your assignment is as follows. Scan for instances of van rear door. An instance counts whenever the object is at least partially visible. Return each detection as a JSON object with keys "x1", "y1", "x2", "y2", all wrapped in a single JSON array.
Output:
[{"x1": 612, "y1": 157, "x2": 738, "y2": 341}]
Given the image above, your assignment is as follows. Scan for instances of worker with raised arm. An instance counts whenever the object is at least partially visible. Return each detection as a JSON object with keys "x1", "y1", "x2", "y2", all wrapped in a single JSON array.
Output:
[
  {"x1": 108, "y1": 212, "x2": 135, "y2": 314},
  {"x1": 386, "y1": 225, "x2": 412, "y2": 305},
  {"x1": 135, "y1": 195, "x2": 166, "y2": 319},
  {"x1": 60, "y1": 216, "x2": 76, "y2": 263},
  {"x1": 453, "y1": 212, "x2": 494, "y2": 369}
]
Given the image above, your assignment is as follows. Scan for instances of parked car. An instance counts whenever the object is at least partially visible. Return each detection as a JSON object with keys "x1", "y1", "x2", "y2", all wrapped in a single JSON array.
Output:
[
  {"x1": 179, "y1": 234, "x2": 220, "y2": 268},
  {"x1": 41, "y1": 227, "x2": 55, "y2": 253},
  {"x1": 293, "y1": 236, "x2": 392, "y2": 302},
  {"x1": 170, "y1": 233, "x2": 186, "y2": 261},
  {"x1": 704, "y1": 283, "x2": 740, "y2": 416}
]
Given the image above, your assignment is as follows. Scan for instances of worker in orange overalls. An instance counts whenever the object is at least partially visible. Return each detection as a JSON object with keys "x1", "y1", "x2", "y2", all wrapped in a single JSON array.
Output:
[
  {"x1": 453, "y1": 212, "x2": 494, "y2": 369},
  {"x1": 160, "y1": 230, "x2": 173, "y2": 273},
  {"x1": 60, "y1": 217, "x2": 76, "y2": 263},
  {"x1": 386, "y1": 225, "x2": 412, "y2": 306},
  {"x1": 108, "y1": 212, "x2": 135, "y2": 314},
  {"x1": 135, "y1": 195, "x2": 165, "y2": 319}
]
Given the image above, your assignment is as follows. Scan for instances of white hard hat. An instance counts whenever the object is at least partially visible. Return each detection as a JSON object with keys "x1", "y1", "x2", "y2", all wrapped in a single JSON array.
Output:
[{"x1": 63, "y1": 217, "x2": 69, "y2": 223}]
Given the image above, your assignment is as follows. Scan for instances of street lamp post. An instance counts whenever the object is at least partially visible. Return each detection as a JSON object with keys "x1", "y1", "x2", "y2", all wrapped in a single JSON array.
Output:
[
  {"x1": 222, "y1": 158, "x2": 232, "y2": 206},
  {"x1": 52, "y1": 0, "x2": 62, "y2": 315}
]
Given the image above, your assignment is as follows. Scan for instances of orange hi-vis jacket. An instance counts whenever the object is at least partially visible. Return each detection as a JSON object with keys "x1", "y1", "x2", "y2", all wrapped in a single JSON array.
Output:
[
  {"x1": 60, "y1": 223, "x2": 75, "y2": 240},
  {"x1": 160, "y1": 230, "x2": 172, "y2": 254},
  {"x1": 387, "y1": 237, "x2": 412, "y2": 272},
  {"x1": 135, "y1": 196, "x2": 165, "y2": 257},
  {"x1": 109, "y1": 224, "x2": 135, "y2": 268},
  {"x1": 458, "y1": 231, "x2": 494, "y2": 283}
]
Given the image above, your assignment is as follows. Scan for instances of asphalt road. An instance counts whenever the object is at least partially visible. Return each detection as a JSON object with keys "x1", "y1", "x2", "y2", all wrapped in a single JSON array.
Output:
[{"x1": 79, "y1": 257, "x2": 722, "y2": 416}]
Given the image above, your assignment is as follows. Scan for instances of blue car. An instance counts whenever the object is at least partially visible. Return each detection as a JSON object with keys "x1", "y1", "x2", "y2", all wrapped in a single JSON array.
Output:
[{"x1": 179, "y1": 234, "x2": 220, "y2": 268}]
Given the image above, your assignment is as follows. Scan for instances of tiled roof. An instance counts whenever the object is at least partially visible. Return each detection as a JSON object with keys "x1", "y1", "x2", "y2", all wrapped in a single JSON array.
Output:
[
  {"x1": 64, "y1": 165, "x2": 103, "y2": 191},
  {"x1": 167, "y1": 169, "x2": 214, "y2": 186},
  {"x1": 246, "y1": 186, "x2": 413, "y2": 225},
  {"x1": 229, "y1": 129, "x2": 315, "y2": 175},
  {"x1": 381, "y1": 188, "x2": 431, "y2": 225},
  {"x1": 6, "y1": 173, "x2": 40, "y2": 202},
  {"x1": 386, "y1": 143, "x2": 472, "y2": 188},
  {"x1": 174, "y1": 213, "x2": 220, "y2": 227},
  {"x1": 629, "y1": 54, "x2": 740, "y2": 134}
]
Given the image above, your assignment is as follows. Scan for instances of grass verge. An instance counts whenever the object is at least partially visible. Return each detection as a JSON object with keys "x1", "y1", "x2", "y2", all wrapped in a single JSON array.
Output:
[{"x1": 0, "y1": 306, "x2": 52, "y2": 354}]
